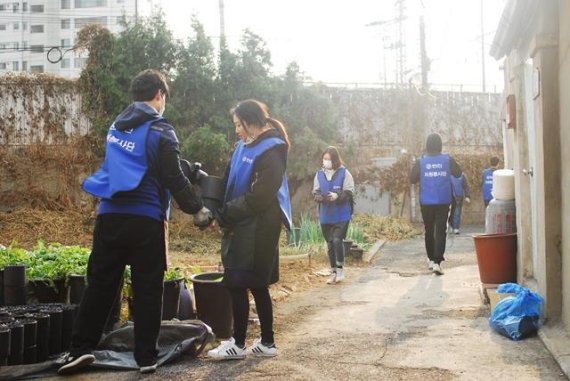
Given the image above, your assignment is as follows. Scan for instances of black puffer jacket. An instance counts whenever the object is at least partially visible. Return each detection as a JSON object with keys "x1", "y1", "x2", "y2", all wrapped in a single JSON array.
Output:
[{"x1": 218, "y1": 130, "x2": 288, "y2": 288}]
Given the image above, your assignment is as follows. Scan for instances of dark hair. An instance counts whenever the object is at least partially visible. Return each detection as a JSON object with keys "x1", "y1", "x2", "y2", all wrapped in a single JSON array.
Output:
[
  {"x1": 231, "y1": 99, "x2": 291, "y2": 150},
  {"x1": 490, "y1": 156, "x2": 500, "y2": 166},
  {"x1": 130, "y1": 69, "x2": 170, "y2": 102},
  {"x1": 322, "y1": 146, "x2": 343, "y2": 169},
  {"x1": 425, "y1": 133, "x2": 442, "y2": 154}
]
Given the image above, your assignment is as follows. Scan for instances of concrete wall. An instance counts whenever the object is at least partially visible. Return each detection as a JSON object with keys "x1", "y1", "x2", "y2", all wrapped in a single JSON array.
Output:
[{"x1": 559, "y1": 0, "x2": 570, "y2": 327}]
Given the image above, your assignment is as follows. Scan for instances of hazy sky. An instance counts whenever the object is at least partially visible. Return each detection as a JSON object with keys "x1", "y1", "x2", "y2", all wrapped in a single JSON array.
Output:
[{"x1": 153, "y1": 0, "x2": 506, "y2": 92}]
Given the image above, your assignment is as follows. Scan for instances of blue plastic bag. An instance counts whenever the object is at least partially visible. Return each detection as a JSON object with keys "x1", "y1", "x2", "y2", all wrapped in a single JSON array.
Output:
[{"x1": 489, "y1": 283, "x2": 543, "y2": 340}]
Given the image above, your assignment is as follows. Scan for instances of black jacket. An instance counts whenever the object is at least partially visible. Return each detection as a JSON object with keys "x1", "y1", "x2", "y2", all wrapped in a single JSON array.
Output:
[{"x1": 218, "y1": 130, "x2": 288, "y2": 288}]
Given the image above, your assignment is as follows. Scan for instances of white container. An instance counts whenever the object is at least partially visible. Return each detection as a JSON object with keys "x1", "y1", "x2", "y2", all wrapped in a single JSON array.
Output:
[
  {"x1": 485, "y1": 199, "x2": 517, "y2": 234},
  {"x1": 492, "y1": 169, "x2": 515, "y2": 200}
]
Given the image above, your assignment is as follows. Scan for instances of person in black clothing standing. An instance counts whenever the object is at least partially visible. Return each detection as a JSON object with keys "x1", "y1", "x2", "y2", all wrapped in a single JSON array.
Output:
[
  {"x1": 58, "y1": 69, "x2": 207, "y2": 375},
  {"x1": 409, "y1": 133, "x2": 462, "y2": 275}
]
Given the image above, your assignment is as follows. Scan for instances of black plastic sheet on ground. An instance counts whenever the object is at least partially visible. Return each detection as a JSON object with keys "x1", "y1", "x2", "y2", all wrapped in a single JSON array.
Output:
[{"x1": 0, "y1": 320, "x2": 214, "y2": 380}]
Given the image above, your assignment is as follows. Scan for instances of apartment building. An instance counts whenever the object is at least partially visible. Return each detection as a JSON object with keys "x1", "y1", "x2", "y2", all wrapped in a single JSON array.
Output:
[{"x1": 0, "y1": 0, "x2": 139, "y2": 77}]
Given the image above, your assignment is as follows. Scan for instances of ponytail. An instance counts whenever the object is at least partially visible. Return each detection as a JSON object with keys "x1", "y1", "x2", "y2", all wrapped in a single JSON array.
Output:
[{"x1": 267, "y1": 117, "x2": 291, "y2": 151}]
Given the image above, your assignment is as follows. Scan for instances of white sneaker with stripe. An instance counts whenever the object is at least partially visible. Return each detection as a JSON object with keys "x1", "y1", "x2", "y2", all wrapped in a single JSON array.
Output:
[
  {"x1": 246, "y1": 338, "x2": 277, "y2": 357},
  {"x1": 207, "y1": 337, "x2": 246, "y2": 360}
]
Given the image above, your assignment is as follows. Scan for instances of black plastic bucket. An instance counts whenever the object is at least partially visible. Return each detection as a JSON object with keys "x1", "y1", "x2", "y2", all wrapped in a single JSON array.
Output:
[
  {"x1": 198, "y1": 175, "x2": 225, "y2": 211},
  {"x1": 68, "y1": 275, "x2": 86, "y2": 305},
  {"x1": 162, "y1": 280, "x2": 182, "y2": 321},
  {"x1": 342, "y1": 239, "x2": 353, "y2": 256},
  {"x1": 4, "y1": 265, "x2": 27, "y2": 306},
  {"x1": 190, "y1": 272, "x2": 232, "y2": 339},
  {"x1": 7, "y1": 321, "x2": 23, "y2": 365},
  {"x1": 0, "y1": 269, "x2": 4, "y2": 306}
]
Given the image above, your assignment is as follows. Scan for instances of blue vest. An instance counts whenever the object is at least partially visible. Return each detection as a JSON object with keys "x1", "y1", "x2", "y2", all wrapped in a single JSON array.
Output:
[
  {"x1": 482, "y1": 168, "x2": 494, "y2": 201},
  {"x1": 419, "y1": 154, "x2": 452, "y2": 205},
  {"x1": 225, "y1": 137, "x2": 292, "y2": 230},
  {"x1": 451, "y1": 174, "x2": 464, "y2": 198},
  {"x1": 82, "y1": 117, "x2": 169, "y2": 221},
  {"x1": 317, "y1": 167, "x2": 352, "y2": 224}
]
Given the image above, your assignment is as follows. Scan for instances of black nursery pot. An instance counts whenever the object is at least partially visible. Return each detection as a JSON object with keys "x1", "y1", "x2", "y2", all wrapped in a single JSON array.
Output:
[
  {"x1": 41, "y1": 307, "x2": 63, "y2": 356},
  {"x1": 4, "y1": 265, "x2": 27, "y2": 306},
  {"x1": 61, "y1": 305, "x2": 77, "y2": 352},
  {"x1": 29, "y1": 279, "x2": 68, "y2": 304},
  {"x1": 162, "y1": 279, "x2": 182, "y2": 321},
  {"x1": 31, "y1": 313, "x2": 50, "y2": 362},
  {"x1": 0, "y1": 269, "x2": 4, "y2": 306},
  {"x1": 7, "y1": 321, "x2": 24, "y2": 365},
  {"x1": 0, "y1": 324, "x2": 10, "y2": 359},
  {"x1": 68, "y1": 275, "x2": 86, "y2": 305}
]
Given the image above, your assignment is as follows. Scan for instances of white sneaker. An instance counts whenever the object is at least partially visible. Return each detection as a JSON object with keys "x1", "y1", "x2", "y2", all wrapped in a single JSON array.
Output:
[
  {"x1": 139, "y1": 363, "x2": 157, "y2": 374},
  {"x1": 246, "y1": 338, "x2": 277, "y2": 357},
  {"x1": 336, "y1": 268, "x2": 345, "y2": 282},
  {"x1": 432, "y1": 263, "x2": 443, "y2": 275},
  {"x1": 327, "y1": 270, "x2": 337, "y2": 284},
  {"x1": 453, "y1": 229, "x2": 460, "y2": 235},
  {"x1": 427, "y1": 260, "x2": 435, "y2": 270},
  {"x1": 207, "y1": 338, "x2": 246, "y2": 360}
]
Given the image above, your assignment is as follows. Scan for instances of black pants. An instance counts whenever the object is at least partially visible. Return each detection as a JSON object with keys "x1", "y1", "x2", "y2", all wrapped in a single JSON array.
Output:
[
  {"x1": 229, "y1": 287, "x2": 273, "y2": 347},
  {"x1": 71, "y1": 214, "x2": 166, "y2": 366},
  {"x1": 421, "y1": 204, "x2": 450, "y2": 264},
  {"x1": 321, "y1": 221, "x2": 350, "y2": 269}
]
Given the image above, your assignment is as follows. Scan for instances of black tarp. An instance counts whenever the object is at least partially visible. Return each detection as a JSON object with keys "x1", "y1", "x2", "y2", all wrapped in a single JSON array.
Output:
[{"x1": 0, "y1": 320, "x2": 214, "y2": 380}]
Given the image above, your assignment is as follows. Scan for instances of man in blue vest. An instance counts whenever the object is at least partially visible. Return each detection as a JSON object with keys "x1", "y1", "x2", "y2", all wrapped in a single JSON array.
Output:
[
  {"x1": 58, "y1": 69, "x2": 206, "y2": 375},
  {"x1": 410, "y1": 133, "x2": 462, "y2": 275},
  {"x1": 482, "y1": 156, "x2": 500, "y2": 207}
]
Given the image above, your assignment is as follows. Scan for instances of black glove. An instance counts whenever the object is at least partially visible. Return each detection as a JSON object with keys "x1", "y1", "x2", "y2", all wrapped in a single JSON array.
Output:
[
  {"x1": 313, "y1": 194, "x2": 324, "y2": 203},
  {"x1": 180, "y1": 159, "x2": 208, "y2": 185},
  {"x1": 213, "y1": 207, "x2": 231, "y2": 229}
]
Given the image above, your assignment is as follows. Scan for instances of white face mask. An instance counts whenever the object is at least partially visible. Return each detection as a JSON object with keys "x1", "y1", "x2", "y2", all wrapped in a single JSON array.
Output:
[{"x1": 323, "y1": 159, "x2": 333, "y2": 170}]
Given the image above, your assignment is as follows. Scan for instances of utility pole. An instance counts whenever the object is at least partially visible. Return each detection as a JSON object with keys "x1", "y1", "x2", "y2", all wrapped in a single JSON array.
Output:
[
  {"x1": 219, "y1": 0, "x2": 226, "y2": 51},
  {"x1": 480, "y1": 0, "x2": 486, "y2": 92},
  {"x1": 395, "y1": 0, "x2": 406, "y2": 86},
  {"x1": 419, "y1": 16, "x2": 429, "y2": 90}
]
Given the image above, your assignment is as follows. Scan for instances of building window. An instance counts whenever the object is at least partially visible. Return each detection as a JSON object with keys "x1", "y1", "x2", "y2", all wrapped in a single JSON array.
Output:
[
  {"x1": 74, "y1": 57, "x2": 87, "y2": 68},
  {"x1": 61, "y1": 0, "x2": 70, "y2": 9},
  {"x1": 0, "y1": 24, "x2": 6, "y2": 31},
  {"x1": 22, "y1": 21, "x2": 26, "y2": 30},
  {"x1": 61, "y1": 19, "x2": 70, "y2": 29},
  {"x1": 30, "y1": 4, "x2": 44, "y2": 12},
  {"x1": 0, "y1": 43, "x2": 6, "y2": 49},
  {"x1": 61, "y1": 38, "x2": 70, "y2": 48},
  {"x1": 30, "y1": 44, "x2": 43, "y2": 53},
  {"x1": 12, "y1": 61, "x2": 18, "y2": 71},
  {"x1": 13, "y1": 22, "x2": 19, "y2": 30},
  {"x1": 60, "y1": 58, "x2": 70, "y2": 68},
  {"x1": 12, "y1": 41, "x2": 18, "y2": 49},
  {"x1": 30, "y1": 65, "x2": 44, "y2": 73},
  {"x1": 30, "y1": 24, "x2": 44, "y2": 33},
  {"x1": 22, "y1": 2, "x2": 27, "y2": 11},
  {"x1": 75, "y1": 16, "x2": 106, "y2": 29},
  {"x1": 22, "y1": 61, "x2": 27, "y2": 71},
  {"x1": 12, "y1": 2, "x2": 19, "y2": 12},
  {"x1": 22, "y1": 41, "x2": 27, "y2": 49},
  {"x1": 0, "y1": 4, "x2": 8, "y2": 11},
  {"x1": 75, "y1": 0, "x2": 107, "y2": 8},
  {"x1": 0, "y1": 63, "x2": 7, "y2": 70}
]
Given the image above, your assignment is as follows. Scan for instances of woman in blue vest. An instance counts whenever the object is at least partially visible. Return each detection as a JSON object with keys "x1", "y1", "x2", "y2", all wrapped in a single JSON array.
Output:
[
  {"x1": 208, "y1": 99, "x2": 292, "y2": 360},
  {"x1": 409, "y1": 133, "x2": 462, "y2": 275},
  {"x1": 482, "y1": 156, "x2": 500, "y2": 207},
  {"x1": 312, "y1": 146, "x2": 355, "y2": 284}
]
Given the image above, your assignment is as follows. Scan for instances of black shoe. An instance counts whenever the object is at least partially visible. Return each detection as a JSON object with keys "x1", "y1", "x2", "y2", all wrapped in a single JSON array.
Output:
[
  {"x1": 139, "y1": 363, "x2": 158, "y2": 374},
  {"x1": 57, "y1": 351, "x2": 95, "y2": 375}
]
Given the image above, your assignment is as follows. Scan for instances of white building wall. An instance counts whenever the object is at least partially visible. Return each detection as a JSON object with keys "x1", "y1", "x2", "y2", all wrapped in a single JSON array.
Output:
[{"x1": 0, "y1": 0, "x2": 137, "y2": 78}]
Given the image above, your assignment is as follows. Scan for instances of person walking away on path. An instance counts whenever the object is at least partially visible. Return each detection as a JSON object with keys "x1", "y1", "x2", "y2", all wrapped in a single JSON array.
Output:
[
  {"x1": 312, "y1": 146, "x2": 355, "y2": 284},
  {"x1": 410, "y1": 133, "x2": 462, "y2": 275},
  {"x1": 208, "y1": 99, "x2": 292, "y2": 360},
  {"x1": 448, "y1": 173, "x2": 471, "y2": 234},
  {"x1": 482, "y1": 156, "x2": 500, "y2": 207},
  {"x1": 58, "y1": 69, "x2": 208, "y2": 376}
]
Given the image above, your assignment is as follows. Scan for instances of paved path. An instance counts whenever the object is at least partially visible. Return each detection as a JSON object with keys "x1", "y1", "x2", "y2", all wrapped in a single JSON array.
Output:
[{"x1": 43, "y1": 226, "x2": 567, "y2": 380}]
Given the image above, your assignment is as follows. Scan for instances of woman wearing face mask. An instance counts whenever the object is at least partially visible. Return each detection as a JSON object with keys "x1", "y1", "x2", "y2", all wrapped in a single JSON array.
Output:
[
  {"x1": 312, "y1": 146, "x2": 355, "y2": 284},
  {"x1": 208, "y1": 99, "x2": 292, "y2": 360}
]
